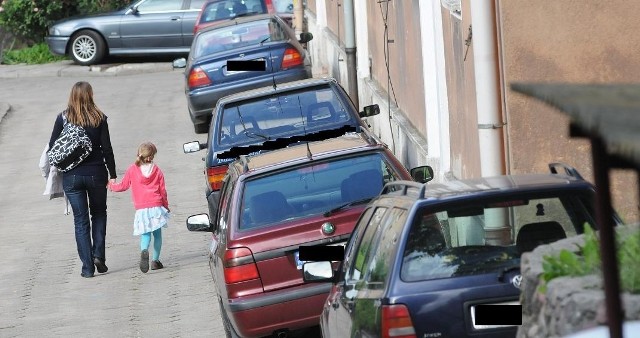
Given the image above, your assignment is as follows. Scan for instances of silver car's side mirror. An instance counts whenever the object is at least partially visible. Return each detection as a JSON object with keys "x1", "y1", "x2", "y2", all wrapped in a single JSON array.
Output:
[
  {"x1": 173, "y1": 58, "x2": 187, "y2": 69},
  {"x1": 302, "y1": 261, "x2": 334, "y2": 283},
  {"x1": 186, "y1": 214, "x2": 212, "y2": 232},
  {"x1": 183, "y1": 141, "x2": 204, "y2": 153}
]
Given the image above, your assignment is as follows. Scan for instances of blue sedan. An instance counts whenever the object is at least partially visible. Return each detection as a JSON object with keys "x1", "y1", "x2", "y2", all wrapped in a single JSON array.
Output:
[{"x1": 175, "y1": 13, "x2": 313, "y2": 133}]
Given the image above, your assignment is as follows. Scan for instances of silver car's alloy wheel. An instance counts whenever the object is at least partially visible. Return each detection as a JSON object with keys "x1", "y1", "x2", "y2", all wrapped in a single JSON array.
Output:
[{"x1": 72, "y1": 35, "x2": 97, "y2": 63}]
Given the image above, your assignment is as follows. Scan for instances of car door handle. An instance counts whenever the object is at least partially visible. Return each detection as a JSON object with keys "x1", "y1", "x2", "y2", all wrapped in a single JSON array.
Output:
[{"x1": 170, "y1": 16, "x2": 181, "y2": 21}]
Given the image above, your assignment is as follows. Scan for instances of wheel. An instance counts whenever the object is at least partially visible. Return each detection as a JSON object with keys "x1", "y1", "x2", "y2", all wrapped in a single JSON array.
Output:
[
  {"x1": 218, "y1": 298, "x2": 240, "y2": 338},
  {"x1": 194, "y1": 122, "x2": 209, "y2": 134},
  {"x1": 69, "y1": 30, "x2": 106, "y2": 66}
]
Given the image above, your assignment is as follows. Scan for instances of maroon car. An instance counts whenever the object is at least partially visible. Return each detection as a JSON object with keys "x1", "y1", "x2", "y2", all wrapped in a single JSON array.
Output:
[{"x1": 186, "y1": 133, "x2": 432, "y2": 337}]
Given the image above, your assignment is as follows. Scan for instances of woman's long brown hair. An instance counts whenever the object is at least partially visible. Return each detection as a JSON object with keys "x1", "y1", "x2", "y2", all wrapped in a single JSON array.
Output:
[{"x1": 65, "y1": 81, "x2": 105, "y2": 127}]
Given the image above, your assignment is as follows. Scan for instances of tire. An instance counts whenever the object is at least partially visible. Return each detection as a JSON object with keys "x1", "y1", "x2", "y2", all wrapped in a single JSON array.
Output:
[
  {"x1": 218, "y1": 298, "x2": 241, "y2": 338},
  {"x1": 194, "y1": 122, "x2": 209, "y2": 134},
  {"x1": 69, "y1": 30, "x2": 106, "y2": 66}
]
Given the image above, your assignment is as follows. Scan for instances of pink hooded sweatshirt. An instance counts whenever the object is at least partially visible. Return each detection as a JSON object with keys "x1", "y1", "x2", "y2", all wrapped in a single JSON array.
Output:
[{"x1": 110, "y1": 163, "x2": 168, "y2": 210}]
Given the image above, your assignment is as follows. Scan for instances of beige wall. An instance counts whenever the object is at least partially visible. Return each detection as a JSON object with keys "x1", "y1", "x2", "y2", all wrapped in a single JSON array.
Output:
[
  {"x1": 366, "y1": 0, "x2": 426, "y2": 136},
  {"x1": 441, "y1": 2, "x2": 481, "y2": 179},
  {"x1": 498, "y1": 0, "x2": 640, "y2": 222}
]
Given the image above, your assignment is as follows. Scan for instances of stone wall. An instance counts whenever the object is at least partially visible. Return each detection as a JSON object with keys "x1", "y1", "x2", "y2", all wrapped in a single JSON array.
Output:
[{"x1": 518, "y1": 224, "x2": 640, "y2": 337}]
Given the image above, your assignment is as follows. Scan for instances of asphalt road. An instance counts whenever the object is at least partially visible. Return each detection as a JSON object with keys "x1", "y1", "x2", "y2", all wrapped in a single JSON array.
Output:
[{"x1": 0, "y1": 64, "x2": 226, "y2": 337}]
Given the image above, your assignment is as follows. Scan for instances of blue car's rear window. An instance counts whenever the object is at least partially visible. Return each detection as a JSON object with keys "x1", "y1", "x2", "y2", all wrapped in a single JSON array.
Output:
[
  {"x1": 401, "y1": 193, "x2": 595, "y2": 282},
  {"x1": 216, "y1": 85, "x2": 353, "y2": 149}
]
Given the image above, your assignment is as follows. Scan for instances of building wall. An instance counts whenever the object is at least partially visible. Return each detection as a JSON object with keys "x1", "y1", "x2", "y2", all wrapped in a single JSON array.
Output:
[{"x1": 498, "y1": 0, "x2": 640, "y2": 222}]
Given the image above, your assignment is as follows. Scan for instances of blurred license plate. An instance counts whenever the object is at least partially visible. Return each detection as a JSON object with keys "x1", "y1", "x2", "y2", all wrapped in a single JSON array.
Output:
[
  {"x1": 225, "y1": 59, "x2": 266, "y2": 75},
  {"x1": 294, "y1": 242, "x2": 346, "y2": 270}
]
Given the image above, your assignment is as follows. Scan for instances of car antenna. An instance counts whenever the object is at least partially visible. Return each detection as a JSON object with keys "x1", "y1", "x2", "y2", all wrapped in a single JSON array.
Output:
[{"x1": 297, "y1": 96, "x2": 312, "y2": 160}]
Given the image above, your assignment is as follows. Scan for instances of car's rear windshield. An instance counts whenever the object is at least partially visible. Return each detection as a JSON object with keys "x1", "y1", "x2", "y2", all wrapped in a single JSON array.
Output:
[
  {"x1": 239, "y1": 153, "x2": 402, "y2": 230},
  {"x1": 194, "y1": 18, "x2": 287, "y2": 57},
  {"x1": 200, "y1": 0, "x2": 268, "y2": 24},
  {"x1": 400, "y1": 192, "x2": 596, "y2": 282},
  {"x1": 216, "y1": 85, "x2": 354, "y2": 149}
]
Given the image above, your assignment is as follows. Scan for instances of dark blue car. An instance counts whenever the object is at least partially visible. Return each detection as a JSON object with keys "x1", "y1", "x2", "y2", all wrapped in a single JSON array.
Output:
[
  {"x1": 303, "y1": 163, "x2": 621, "y2": 338},
  {"x1": 175, "y1": 13, "x2": 313, "y2": 133}
]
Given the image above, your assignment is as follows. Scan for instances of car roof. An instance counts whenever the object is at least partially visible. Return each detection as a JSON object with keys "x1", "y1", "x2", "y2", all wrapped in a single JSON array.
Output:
[
  {"x1": 384, "y1": 173, "x2": 594, "y2": 203},
  {"x1": 216, "y1": 77, "x2": 340, "y2": 106},
  {"x1": 230, "y1": 132, "x2": 383, "y2": 175},
  {"x1": 197, "y1": 13, "x2": 281, "y2": 33}
]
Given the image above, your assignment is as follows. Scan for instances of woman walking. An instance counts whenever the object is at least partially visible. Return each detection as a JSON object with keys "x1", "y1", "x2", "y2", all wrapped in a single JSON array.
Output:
[{"x1": 48, "y1": 81, "x2": 117, "y2": 278}]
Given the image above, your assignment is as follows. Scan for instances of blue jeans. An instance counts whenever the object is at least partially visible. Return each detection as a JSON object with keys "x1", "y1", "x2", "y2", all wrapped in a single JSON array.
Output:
[{"x1": 63, "y1": 174, "x2": 108, "y2": 276}]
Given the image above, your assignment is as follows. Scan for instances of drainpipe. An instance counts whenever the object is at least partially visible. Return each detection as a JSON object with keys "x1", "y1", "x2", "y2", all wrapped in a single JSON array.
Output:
[
  {"x1": 343, "y1": 0, "x2": 359, "y2": 109},
  {"x1": 293, "y1": 0, "x2": 304, "y2": 38},
  {"x1": 470, "y1": 0, "x2": 508, "y2": 244}
]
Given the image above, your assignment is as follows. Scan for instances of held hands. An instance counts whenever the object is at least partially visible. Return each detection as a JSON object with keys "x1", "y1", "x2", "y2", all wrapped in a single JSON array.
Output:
[{"x1": 107, "y1": 178, "x2": 116, "y2": 190}]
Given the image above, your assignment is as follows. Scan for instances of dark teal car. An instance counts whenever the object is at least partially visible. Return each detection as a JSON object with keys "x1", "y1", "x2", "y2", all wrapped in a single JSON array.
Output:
[
  {"x1": 304, "y1": 163, "x2": 622, "y2": 338},
  {"x1": 45, "y1": 0, "x2": 207, "y2": 66}
]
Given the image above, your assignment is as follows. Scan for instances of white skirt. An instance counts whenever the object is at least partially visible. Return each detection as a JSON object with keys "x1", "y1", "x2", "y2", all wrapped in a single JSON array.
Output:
[{"x1": 133, "y1": 206, "x2": 170, "y2": 236}]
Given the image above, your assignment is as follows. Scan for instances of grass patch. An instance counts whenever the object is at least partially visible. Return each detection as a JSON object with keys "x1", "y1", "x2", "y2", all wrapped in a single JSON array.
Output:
[{"x1": 1, "y1": 43, "x2": 67, "y2": 65}]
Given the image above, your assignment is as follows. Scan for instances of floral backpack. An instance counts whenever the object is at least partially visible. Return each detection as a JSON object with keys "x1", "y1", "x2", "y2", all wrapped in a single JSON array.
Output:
[{"x1": 47, "y1": 113, "x2": 93, "y2": 172}]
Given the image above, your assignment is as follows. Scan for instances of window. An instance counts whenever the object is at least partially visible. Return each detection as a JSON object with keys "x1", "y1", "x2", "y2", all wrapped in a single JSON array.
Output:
[
  {"x1": 217, "y1": 85, "x2": 351, "y2": 148},
  {"x1": 138, "y1": 0, "x2": 183, "y2": 12},
  {"x1": 190, "y1": 0, "x2": 207, "y2": 9},
  {"x1": 364, "y1": 208, "x2": 407, "y2": 288},
  {"x1": 238, "y1": 153, "x2": 400, "y2": 230},
  {"x1": 347, "y1": 207, "x2": 387, "y2": 283},
  {"x1": 338, "y1": 207, "x2": 375, "y2": 281}
]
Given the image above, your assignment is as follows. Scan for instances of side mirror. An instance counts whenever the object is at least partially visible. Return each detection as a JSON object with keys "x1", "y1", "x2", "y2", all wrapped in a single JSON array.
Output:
[
  {"x1": 410, "y1": 165, "x2": 434, "y2": 183},
  {"x1": 129, "y1": 5, "x2": 140, "y2": 15},
  {"x1": 183, "y1": 141, "x2": 205, "y2": 153},
  {"x1": 186, "y1": 213, "x2": 213, "y2": 232},
  {"x1": 298, "y1": 32, "x2": 313, "y2": 44},
  {"x1": 302, "y1": 261, "x2": 334, "y2": 283},
  {"x1": 359, "y1": 104, "x2": 380, "y2": 118},
  {"x1": 173, "y1": 57, "x2": 187, "y2": 69}
]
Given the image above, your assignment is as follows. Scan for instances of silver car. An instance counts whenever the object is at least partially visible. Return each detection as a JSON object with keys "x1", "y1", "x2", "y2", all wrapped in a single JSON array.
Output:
[{"x1": 45, "y1": 0, "x2": 207, "y2": 66}]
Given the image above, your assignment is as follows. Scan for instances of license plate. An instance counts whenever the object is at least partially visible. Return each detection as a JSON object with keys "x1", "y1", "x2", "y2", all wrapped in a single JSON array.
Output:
[
  {"x1": 470, "y1": 301, "x2": 521, "y2": 329},
  {"x1": 224, "y1": 59, "x2": 266, "y2": 76},
  {"x1": 294, "y1": 242, "x2": 346, "y2": 270}
]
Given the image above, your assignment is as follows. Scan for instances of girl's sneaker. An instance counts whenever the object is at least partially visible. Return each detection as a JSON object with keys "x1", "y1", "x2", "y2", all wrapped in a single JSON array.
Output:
[
  {"x1": 151, "y1": 260, "x2": 164, "y2": 270},
  {"x1": 140, "y1": 249, "x2": 149, "y2": 273}
]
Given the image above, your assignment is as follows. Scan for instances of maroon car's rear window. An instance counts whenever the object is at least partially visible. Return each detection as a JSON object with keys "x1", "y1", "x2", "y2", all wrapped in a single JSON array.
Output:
[{"x1": 238, "y1": 153, "x2": 402, "y2": 230}]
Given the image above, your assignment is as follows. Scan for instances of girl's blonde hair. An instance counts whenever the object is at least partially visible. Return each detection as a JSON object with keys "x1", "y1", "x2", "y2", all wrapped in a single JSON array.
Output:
[
  {"x1": 136, "y1": 142, "x2": 157, "y2": 166},
  {"x1": 66, "y1": 81, "x2": 105, "y2": 128}
]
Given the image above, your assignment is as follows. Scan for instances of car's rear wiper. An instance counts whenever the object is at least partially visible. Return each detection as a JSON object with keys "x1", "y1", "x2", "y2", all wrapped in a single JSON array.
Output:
[
  {"x1": 236, "y1": 106, "x2": 269, "y2": 141},
  {"x1": 324, "y1": 198, "x2": 372, "y2": 217}
]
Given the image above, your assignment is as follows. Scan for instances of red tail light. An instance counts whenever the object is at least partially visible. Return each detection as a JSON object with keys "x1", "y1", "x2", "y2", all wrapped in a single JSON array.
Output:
[
  {"x1": 281, "y1": 48, "x2": 303, "y2": 69},
  {"x1": 207, "y1": 165, "x2": 228, "y2": 191},
  {"x1": 188, "y1": 67, "x2": 212, "y2": 89},
  {"x1": 224, "y1": 247, "x2": 259, "y2": 284},
  {"x1": 381, "y1": 304, "x2": 417, "y2": 338}
]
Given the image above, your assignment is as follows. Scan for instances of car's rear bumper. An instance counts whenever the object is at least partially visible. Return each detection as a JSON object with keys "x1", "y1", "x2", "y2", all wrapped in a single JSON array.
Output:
[
  {"x1": 45, "y1": 36, "x2": 69, "y2": 56},
  {"x1": 226, "y1": 283, "x2": 331, "y2": 338},
  {"x1": 186, "y1": 68, "x2": 311, "y2": 124}
]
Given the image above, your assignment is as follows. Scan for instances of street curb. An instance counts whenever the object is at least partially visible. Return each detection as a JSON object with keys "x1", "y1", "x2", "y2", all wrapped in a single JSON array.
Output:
[{"x1": 0, "y1": 61, "x2": 175, "y2": 78}]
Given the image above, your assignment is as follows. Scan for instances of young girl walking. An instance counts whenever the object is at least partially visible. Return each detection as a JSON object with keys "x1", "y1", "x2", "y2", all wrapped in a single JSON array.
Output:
[{"x1": 109, "y1": 142, "x2": 170, "y2": 273}]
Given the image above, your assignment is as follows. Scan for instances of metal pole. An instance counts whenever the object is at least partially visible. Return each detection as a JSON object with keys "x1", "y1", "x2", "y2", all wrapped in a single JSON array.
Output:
[
  {"x1": 343, "y1": 0, "x2": 359, "y2": 109},
  {"x1": 591, "y1": 135, "x2": 624, "y2": 338},
  {"x1": 293, "y1": 0, "x2": 304, "y2": 38}
]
